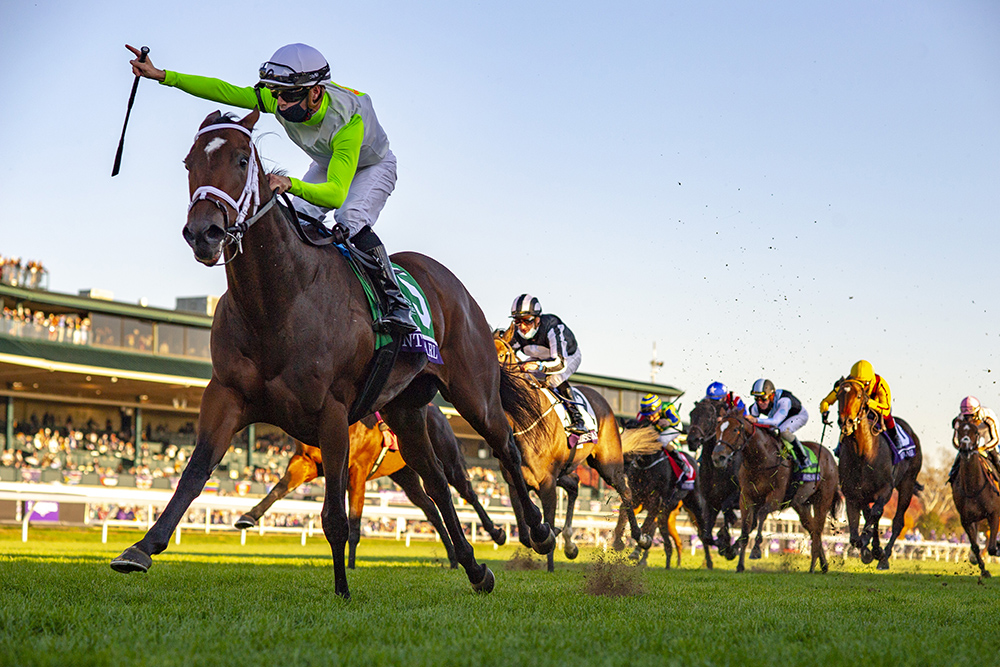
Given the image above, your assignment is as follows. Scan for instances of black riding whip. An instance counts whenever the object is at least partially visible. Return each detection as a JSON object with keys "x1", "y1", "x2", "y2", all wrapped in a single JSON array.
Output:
[{"x1": 111, "y1": 46, "x2": 149, "y2": 177}]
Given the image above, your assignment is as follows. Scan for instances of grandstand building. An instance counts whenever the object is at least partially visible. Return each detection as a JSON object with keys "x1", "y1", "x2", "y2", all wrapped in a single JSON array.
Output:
[{"x1": 0, "y1": 282, "x2": 682, "y2": 499}]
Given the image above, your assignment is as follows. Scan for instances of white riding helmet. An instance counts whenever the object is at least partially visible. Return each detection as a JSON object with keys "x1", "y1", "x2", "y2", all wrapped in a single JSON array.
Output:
[{"x1": 259, "y1": 43, "x2": 331, "y2": 88}]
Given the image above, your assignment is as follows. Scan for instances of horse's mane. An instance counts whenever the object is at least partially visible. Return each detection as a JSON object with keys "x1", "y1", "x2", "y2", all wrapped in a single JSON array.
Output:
[
  {"x1": 620, "y1": 426, "x2": 663, "y2": 456},
  {"x1": 498, "y1": 365, "x2": 551, "y2": 441}
]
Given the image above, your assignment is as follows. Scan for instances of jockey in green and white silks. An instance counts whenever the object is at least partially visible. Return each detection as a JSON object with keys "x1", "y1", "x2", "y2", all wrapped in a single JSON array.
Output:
[{"x1": 126, "y1": 42, "x2": 416, "y2": 334}]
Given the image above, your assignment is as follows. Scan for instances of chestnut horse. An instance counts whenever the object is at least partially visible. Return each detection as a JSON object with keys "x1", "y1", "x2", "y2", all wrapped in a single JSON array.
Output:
[
  {"x1": 712, "y1": 412, "x2": 840, "y2": 573},
  {"x1": 836, "y1": 379, "x2": 922, "y2": 570},
  {"x1": 686, "y1": 398, "x2": 741, "y2": 559},
  {"x1": 111, "y1": 110, "x2": 555, "y2": 598},
  {"x1": 233, "y1": 404, "x2": 505, "y2": 569},
  {"x1": 494, "y1": 333, "x2": 654, "y2": 572},
  {"x1": 950, "y1": 416, "x2": 1000, "y2": 577}
]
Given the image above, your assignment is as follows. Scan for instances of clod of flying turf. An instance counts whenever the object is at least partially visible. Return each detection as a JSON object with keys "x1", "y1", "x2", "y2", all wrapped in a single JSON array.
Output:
[
  {"x1": 504, "y1": 547, "x2": 544, "y2": 571},
  {"x1": 583, "y1": 550, "x2": 646, "y2": 597}
]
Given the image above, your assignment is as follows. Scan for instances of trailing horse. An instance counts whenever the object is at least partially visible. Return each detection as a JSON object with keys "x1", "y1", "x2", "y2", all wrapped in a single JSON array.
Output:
[
  {"x1": 686, "y1": 398, "x2": 741, "y2": 560},
  {"x1": 950, "y1": 416, "x2": 1000, "y2": 577},
  {"x1": 612, "y1": 434, "x2": 712, "y2": 569},
  {"x1": 494, "y1": 334, "x2": 654, "y2": 572},
  {"x1": 712, "y1": 411, "x2": 840, "y2": 573},
  {"x1": 110, "y1": 110, "x2": 556, "y2": 597},
  {"x1": 835, "y1": 379, "x2": 922, "y2": 570},
  {"x1": 233, "y1": 404, "x2": 505, "y2": 569},
  {"x1": 612, "y1": 501, "x2": 686, "y2": 568}
]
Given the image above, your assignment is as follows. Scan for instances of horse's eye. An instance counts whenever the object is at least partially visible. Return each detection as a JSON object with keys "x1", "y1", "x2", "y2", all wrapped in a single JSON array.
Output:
[{"x1": 239, "y1": 157, "x2": 249, "y2": 169}]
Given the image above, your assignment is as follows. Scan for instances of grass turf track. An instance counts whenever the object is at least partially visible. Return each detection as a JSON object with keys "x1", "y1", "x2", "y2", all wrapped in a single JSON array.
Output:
[{"x1": 1, "y1": 526, "x2": 998, "y2": 666}]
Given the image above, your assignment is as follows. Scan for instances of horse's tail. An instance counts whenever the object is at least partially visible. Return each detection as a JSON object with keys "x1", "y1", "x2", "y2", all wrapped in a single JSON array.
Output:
[
  {"x1": 620, "y1": 426, "x2": 662, "y2": 456},
  {"x1": 499, "y1": 364, "x2": 547, "y2": 436},
  {"x1": 829, "y1": 489, "x2": 843, "y2": 521}
]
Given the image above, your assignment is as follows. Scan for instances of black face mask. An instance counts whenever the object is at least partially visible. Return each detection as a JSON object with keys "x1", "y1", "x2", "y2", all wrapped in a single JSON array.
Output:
[{"x1": 277, "y1": 100, "x2": 311, "y2": 123}]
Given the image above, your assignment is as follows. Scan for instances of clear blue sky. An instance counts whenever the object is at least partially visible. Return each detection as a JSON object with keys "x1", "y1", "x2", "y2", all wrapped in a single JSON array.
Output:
[{"x1": 1, "y1": 1, "x2": 997, "y2": 462}]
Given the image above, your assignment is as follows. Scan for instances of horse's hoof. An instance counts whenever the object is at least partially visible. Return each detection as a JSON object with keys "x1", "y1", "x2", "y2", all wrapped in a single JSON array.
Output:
[
  {"x1": 565, "y1": 542, "x2": 579, "y2": 560},
  {"x1": 611, "y1": 540, "x2": 626, "y2": 552},
  {"x1": 821, "y1": 562, "x2": 829, "y2": 574},
  {"x1": 492, "y1": 528, "x2": 507, "y2": 546},
  {"x1": 736, "y1": 564, "x2": 745, "y2": 573},
  {"x1": 860, "y1": 548, "x2": 873, "y2": 564},
  {"x1": 724, "y1": 548, "x2": 737, "y2": 561},
  {"x1": 471, "y1": 565, "x2": 495, "y2": 594},
  {"x1": 110, "y1": 547, "x2": 152, "y2": 574},
  {"x1": 530, "y1": 524, "x2": 556, "y2": 555},
  {"x1": 234, "y1": 515, "x2": 256, "y2": 530},
  {"x1": 628, "y1": 548, "x2": 642, "y2": 562},
  {"x1": 637, "y1": 534, "x2": 653, "y2": 550},
  {"x1": 872, "y1": 546, "x2": 884, "y2": 560},
  {"x1": 876, "y1": 560, "x2": 890, "y2": 571},
  {"x1": 749, "y1": 546, "x2": 762, "y2": 560},
  {"x1": 982, "y1": 570, "x2": 992, "y2": 578},
  {"x1": 449, "y1": 560, "x2": 459, "y2": 570}
]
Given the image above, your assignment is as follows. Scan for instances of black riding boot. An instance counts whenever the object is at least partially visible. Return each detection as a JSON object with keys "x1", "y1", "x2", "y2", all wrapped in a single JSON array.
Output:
[
  {"x1": 787, "y1": 436, "x2": 810, "y2": 470},
  {"x1": 555, "y1": 382, "x2": 587, "y2": 435},
  {"x1": 989, "y1": 449, "x2": 1000, "y2": 478},
  {"x1": 348, "y1": 226, "x2": 417, "y2": 334},
  {"x1": 886, "y1": 425, "x2": 904, "y2": 450}
]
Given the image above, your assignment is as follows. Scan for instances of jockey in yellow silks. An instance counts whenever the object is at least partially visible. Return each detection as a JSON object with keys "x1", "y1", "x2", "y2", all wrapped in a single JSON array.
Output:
[{"x1": 820, "y1": 359, "x2": 903, "y2": 450}]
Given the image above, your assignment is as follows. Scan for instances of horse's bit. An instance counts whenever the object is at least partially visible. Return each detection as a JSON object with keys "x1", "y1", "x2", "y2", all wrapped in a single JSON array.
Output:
[{"x1": 188, "y1": 123, "x2": 277, "y2": 264}]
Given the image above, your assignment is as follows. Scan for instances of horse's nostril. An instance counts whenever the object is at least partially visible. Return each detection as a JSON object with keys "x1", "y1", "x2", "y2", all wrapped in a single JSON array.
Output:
[
  {"x1": 204, "y1": 225, "x2": 225, "y2": 243},
  {"x1": 182, "y1": 226, "x2": 196, "y2": 245}
]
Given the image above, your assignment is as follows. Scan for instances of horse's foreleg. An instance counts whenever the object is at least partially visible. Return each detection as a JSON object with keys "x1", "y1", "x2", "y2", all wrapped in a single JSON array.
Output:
[
  {"x1": 667, "y1": 504, "x2": 683, "y2": 568},
  {"x1": 316, "y1": 404, "x2": 352, "y2": 598},
  {"x1": 389, "y1": 467, "x2": 458, "y2": 569},
  {"x1": 499, "y1": 466, "x2": 532, "y2": 549},
  {"x1": 537, "y1": 483, "x2": 559, "y2": 573},
  {"x1": 735, "y1": 496, "x2": 755, "y2": 573},
  {"x1": 236, "y1": 454, "x2": 317, "y2": 529},
  {"x1": 612, "y1": 505, "x2": 629, "y2": 551},
  {"x1": 750, "y1": 500, "x2": 774, "y2": 561},
  {"x1": 111, "y1": 382, "x2": 245, "y2": 574},
  {"x1": 556, "y1": 474, "x2": 580, "y2": 560},
  {"x1": 964, "y1": 520, "x2": 989, "y2": 578},
  {"x1": 877, "y1": 481, "x2": 916, "y2": 570}
]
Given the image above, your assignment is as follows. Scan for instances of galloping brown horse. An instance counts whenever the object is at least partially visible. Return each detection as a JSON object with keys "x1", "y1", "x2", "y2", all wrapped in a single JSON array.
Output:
[
  {"x1": 111, "y1": 110, "x2": 556, "y2": 597},
  {"x1": 712, "y1": 412, "x2": 840, "y2": 573},
  {"x1": 686, "y1": 398, "x2": 741, "y2": 559},
  {"x1": 613, "y1": 499, "x2": 689, "y2": 568},
  {"x1": 494, "y1": 333, "x2": 654, "y2": 572},
  {"x1": 950, "y1": 416, "x2": 1000, "y2": 577},
  {"x1": 233, "y1": 404, "x2": 505, "y2": 569},
  {"x1": 836, "y1": 379, "x2": 922, "y2": 570}
]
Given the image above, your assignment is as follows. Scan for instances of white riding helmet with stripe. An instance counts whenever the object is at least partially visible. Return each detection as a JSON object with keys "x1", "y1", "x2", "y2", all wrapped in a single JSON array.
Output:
[{"x1": 259, "y1": 43, "x2": 331, "y2": 89}]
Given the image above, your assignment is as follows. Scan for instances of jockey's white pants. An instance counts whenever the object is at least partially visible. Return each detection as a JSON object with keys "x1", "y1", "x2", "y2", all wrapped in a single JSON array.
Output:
[
  {"x1": 543, "y1": 348, "x2": 582, "y2": 388},
  {"x1": 778, "y1": 410, "x2": 809, "y2": 441},
  {"x1": 290, "y1": 150, "x2": 398, "y2": 237}
]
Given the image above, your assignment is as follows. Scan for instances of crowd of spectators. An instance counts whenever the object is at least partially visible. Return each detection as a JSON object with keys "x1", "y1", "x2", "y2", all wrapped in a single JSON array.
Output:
[
  {"x1": 1, "y1": 255, "x2": 47, "y2": 290},
  {"x1": 1, "y1": 304, "x2": 91, "y2": 345}
]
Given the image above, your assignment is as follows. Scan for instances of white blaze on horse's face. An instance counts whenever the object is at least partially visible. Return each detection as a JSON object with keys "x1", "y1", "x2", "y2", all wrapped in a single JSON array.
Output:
[
  {"x1": 719, "y1": 421, "x2": 729, "y2": 437},
  {"x1": 205, "y1": 138, "x2": 226, "y2": 157}
]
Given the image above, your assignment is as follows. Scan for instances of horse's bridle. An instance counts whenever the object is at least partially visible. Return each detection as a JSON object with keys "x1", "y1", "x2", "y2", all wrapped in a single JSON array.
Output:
[
  {"x1": 838, "y1": 379, "x2": 878, "y2": 438},
  {"x1": 954, "y1": 420, "x2": 993, "y2": 498},
  {"x1": 187, "y1": 123, "x2": 278, "y2": 264},
  {"x1": 715, "y1": 416, "x2": 751, "y2": 457}
]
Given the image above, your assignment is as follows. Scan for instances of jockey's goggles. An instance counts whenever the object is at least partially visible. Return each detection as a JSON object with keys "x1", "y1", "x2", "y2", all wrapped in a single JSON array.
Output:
[
  {"x1": 259, "y1": 61, "x2": 330, "y2": 87},
  {"x1": 513, "y1": 315, "x2": 537, "y2": 324},
  {"x1": 267, "y1": 86, "x2": 310, "y2": 103}
]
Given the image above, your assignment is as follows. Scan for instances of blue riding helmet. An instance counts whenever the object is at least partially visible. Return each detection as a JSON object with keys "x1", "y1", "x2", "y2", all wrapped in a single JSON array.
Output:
[
  {"x1": 639, "y1": 393, "x2": 662, "y2": 416},
  {"x1": 706, "y1": 381, "x2": 728, "y2": 401}
]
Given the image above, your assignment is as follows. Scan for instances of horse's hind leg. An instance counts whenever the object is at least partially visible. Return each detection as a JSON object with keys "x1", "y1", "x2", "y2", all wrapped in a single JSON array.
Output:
[
  {"x1": 384, "y1": 404, "x2": 493, "y2": 592},
  {"x1": 446, "y1": 387, "x2": 553, "y2": 554},
  {"x1": 537, "y1": 483, "x2": 560, "y2": 573},
  {"x1": 964, "y1": 521, "x2": 989, "y2": 578},
  {"x1": 589, "y1": 455, "x2": 651, "y2": 550},
  {"x1": 315, "y1": 404, "x2": 353, "y2": 598},
  {"x1": 111, "y1": 382, "x2": 245, "y2": 574},
  {"x1": 236, "y1": 453, "x2": 317, "y2": 529},
  {"x1": 428, "y1": 405, "x2": 505, "y2": 545},
  {"x1": 556, "y1": 474, "x2": 580, "y2": 560},
  {"x1": 389, "y1": 467, "x2": 458, "y2": 569}
]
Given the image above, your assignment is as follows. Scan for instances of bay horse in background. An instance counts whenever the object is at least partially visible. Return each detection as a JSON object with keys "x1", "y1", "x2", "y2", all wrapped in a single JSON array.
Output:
[
  {"x1": 233, "y1": 404, "x2": 505, "y2": 569},
  {"x1": 686, "y1": 398, "x2": 742, "y2": 560},
  {"x1": 111, "y1": 110, "x2": 556, "y2": 598},
  {"x1": 610, "y1": 431, "x2": 713, "y2": 569},
  {"x1": 950, "y1": 416, "x2": 1000, "y2": 577},
  {"x1": 836, "y1": 379, "x2": 922, "y2": 571},
  {"x1": 613, "y1": 499, "x2": 695, "y2": 569},
  {"x1": 712, "y1": 412, "x2": 841, "y2": 573},
  {"x1": 494, "y1": 332, "x2": 654, "y2": 572}
]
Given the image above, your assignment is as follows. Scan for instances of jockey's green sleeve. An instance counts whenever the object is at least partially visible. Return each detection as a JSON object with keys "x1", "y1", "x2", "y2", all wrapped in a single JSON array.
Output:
[
  {"x1": 162, "y1": 70, "x2": 364, "y2": 209},
  {"x1": 287, "y1": 114, "x2": 362, "y2": 209},
  {"x1": 161, "y1": 70, "x2": 277, "y2": 113}
]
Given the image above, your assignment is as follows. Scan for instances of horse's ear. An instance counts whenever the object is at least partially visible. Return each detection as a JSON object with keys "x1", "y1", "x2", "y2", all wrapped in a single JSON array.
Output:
[
  {"x1": 198, "y1": 110, "x2": 223, "y2": 130},
  {"x1": 239, "y1": 108, "x2": 261, "y2": 131}
]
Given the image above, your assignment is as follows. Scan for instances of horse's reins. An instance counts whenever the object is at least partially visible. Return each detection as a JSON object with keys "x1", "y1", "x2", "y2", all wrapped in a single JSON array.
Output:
[
  {"x1": 717, "y1": 418, "x2": 786, "y2": 474},
  {"x1": 188, "y1": 123, "x2": 278, "y2": 264}
]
